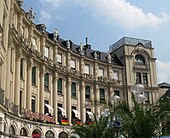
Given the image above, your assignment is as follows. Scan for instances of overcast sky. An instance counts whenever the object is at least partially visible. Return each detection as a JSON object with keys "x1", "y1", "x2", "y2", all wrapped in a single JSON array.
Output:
[{"x1": 23, "y1": 0, "x2": 170, "y2": 84}]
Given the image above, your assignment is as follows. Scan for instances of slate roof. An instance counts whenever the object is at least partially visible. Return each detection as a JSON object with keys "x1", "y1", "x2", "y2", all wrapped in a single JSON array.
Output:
[
  {"x1": 158, "y1": 82, "x2": 170, "y2": 88},
  {"x1": 161, "y1": 89, "x2": 170, "y2": 99}
]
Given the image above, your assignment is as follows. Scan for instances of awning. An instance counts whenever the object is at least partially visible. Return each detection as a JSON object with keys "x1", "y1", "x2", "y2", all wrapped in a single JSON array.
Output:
[
  {"x1": 45, "y1": 104, "x2": 53, "y2": 113},
  {"x1": 86, "y1": 111, "x2": 94, "y2": 119},
  {"x1": 58, "y1": 107, "x2": 66, "y2": 116},
  {"x1": 72, "y1": 109, "x2": 80, "y2": 118}
]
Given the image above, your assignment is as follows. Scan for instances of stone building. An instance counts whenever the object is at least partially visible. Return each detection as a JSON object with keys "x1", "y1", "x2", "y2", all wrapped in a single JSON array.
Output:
[{"x1": 0, "y1": 0, "x2": 159, "y2": 137}]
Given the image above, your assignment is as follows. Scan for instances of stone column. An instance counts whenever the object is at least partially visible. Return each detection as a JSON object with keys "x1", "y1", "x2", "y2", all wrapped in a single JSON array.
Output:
[
  {"x1": 80, "y1": 81, "x2": 85, "y2": 123},
  {"x1": 53, "y1": 72, "x2": 58, "y2": 123},
  {"x1": 40, "y1": 66, "x2": 45, "y2": 114},
  {"x1": 26, "y1": 58, "x2": 33, "y2": 110},
  {"x1": 14, "y1": 49, "x2": 22, "y2": 106},
  {"x1": 95, "y1": 84, "x2": 100, "y2": 115},
  {"x1": 67, "y1": 77, "x2": 71, "y2": 125}
]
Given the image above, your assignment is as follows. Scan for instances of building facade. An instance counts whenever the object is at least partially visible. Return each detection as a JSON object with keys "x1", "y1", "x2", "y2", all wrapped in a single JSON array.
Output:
[{"x1": 0, "y1": 0, "x2": 159, "y2": 137}]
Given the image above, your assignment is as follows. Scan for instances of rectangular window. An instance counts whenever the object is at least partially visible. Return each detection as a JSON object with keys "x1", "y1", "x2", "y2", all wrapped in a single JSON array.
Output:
[
  {"x1": 58, "y1": 78, "x2": 62, "y2": 95},
  {"x1": 32, "y1": 67, "x2": 36, "y2": 86},
  {"x1": 84, "y1": 64, "x2": 90, "y2": 74},
  {"x1": 136, "y1": 72, "x2": 142, "y2": 84},
  {"x1": 70, "y1": 59, "x2": 76, "y2": 69},
  {"x1": 71, "y1": 82, "x2": 76, "y2": 97},
  {"x1": 143, "y1": 73, "x2": 148, "y2": 85},
  {"x1": 99, "y1": 68, "x2": 104, "y2": 77},
  {"x1": 19, "y1": 91, "x2": 22, "y2": 114},
  {"x1": 57, "y1": 53, "x2": 62, "y2": 64},
  {"x1": 44, "y1": 100, "x2": 49, "y2": 114},
  {"x1": 85, "y1": 85, "x2": 91, "y2": 99},
  {"x1": 31, "y1": 96, "x2": 36, "y2": 112},
  {"x1": 72, "y1": 106, "x2": 77, "y2": 120},
  {"x1": 44, "y1": 73, "x2": 49, "y2": 91},
  {"x1": 113, "y1": 71, "x2": 119, "y2": 80},
  {"x1": 20, "y1": 59, "x2": 24, "y2": 80},
  {"x1": 144, "y1": 92, "x2": 149, "y2": 103},
  {"x1": 44, "y1": 46, "x2": 49, "y2": 58},
  {"x1": 32, "y1": 37, "x2": 37, "y2": 50},
  {"x1": 114, "y1": 90, "x2": 120, "y2": 96},
  {"x1": 100, "y1": 88, "x2": 105, "y2": 102}
]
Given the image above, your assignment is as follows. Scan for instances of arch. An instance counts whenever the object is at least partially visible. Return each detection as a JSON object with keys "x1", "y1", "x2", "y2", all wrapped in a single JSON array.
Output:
[
  {"x1": 45, "y1": 130, "x2": 55, "y2": 138},
  {"x1": 32, "y1": 128, "x2": 42, "y2": 138},
  {"x1": 9, "y1": 125, "x2": 15, "y2": 135},
  {"x1": 135, "y1": 54, "x2": 145, "y2": 65},
  {"x1": 20, "y1": 127, "x2": 28, "y2": 136},
  {"x1": 58, "y1": 131, "x2": 68, "y2": 138}
]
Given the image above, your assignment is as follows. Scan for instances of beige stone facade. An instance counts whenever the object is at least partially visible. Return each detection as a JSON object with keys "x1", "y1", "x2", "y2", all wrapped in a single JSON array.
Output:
[{"x1": 0, "y1": 0, "x2": 159, "y2": 137}]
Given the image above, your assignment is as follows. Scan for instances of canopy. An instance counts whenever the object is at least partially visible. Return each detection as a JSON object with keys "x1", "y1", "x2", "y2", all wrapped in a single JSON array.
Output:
[
  {"x1": 45, "y1": 104, "x2": 53, "y2": 113},
  {"x1": 72, "y1": 109, "x2": 80, "y2": 118},
  {"x1": 58, "y1": 107, "x2": 66, "y2": 116},
  {"x1": 86, "y1": 111, "x2": 94, "y2": 119}
]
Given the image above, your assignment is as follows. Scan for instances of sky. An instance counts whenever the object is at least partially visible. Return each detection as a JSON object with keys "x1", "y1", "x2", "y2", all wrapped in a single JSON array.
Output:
[{"x1": 23, "y1": 0, "x2": 170, "y2": 84}]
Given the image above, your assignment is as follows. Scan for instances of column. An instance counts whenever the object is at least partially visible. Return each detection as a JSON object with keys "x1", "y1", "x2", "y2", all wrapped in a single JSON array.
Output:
[
  {"x1": 67, "y1": 77, "x2": 71, "y2": 125},
  {"x1": 14, "y1": 49, "x2": 22, "y2": 106},
  {"x1": 26, "y1": 58, "x2": 33, "y2": 110},
  {"x1": 40, "y1": 66, "x2": 45, "y2": 114},
  {"x1": 80, "y1": 81, "x2": 85, "y2": 123},
  {"x1": 95, "y1": 84, "x2": 100, "y2": 115},
  {"x1": 53, "y1": 72, "x2": 58, "y2": 123}
]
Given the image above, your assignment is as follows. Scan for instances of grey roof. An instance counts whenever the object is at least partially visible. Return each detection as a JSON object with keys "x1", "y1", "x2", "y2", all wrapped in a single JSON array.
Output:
[
  {"x1": 109, "y1": 37, "x2": 152, "y2": 52},
  {"x1": 158, "y1": 82, "x2": 170, "y2": 88},
  {"x1": 161, "y1": 89, "x2": 170, "y2": 99}
]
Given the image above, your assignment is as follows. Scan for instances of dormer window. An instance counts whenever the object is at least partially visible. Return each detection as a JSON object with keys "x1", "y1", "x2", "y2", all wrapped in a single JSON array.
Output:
[{"x1": 135, "y1": 54, "x2": 145, "y2": 65}]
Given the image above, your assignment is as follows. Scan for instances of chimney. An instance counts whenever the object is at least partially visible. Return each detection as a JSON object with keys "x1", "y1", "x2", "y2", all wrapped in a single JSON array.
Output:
[{"x1": 85, "y1": 37, "x2": 88, "y2": 45}]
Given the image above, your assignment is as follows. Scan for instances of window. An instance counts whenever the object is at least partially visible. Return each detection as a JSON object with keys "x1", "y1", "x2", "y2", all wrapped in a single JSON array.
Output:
[
  {"x1": 57, "y1": 53, "x2": 62, "y2": 64},
  {"x1": 84, "y1": 64, "x2": 90, "y2": 74},
  {"x1": 44, "y1": 46, "x2": 49, "y2": 58},
  {"x1": 32, "y1": 67, "x2": 36, "y2": 86},
  {"x1": 20, "y1": 128, "x2": 27, "y2": 136},
  {"x1": 44, "y1": 100, "x2": 49, "y2": 114},
  {"x1": 70, "y1": 59, "x2": 76, "y2": 69},
  {"x1": 143, "y1": 73, "x2": 148, "y2": 85},
  {"x1": 58, "y1": 103, "x2": 63, "y2": 122},
  {"x1": 99, "y1": 68, "x2": 104, "y2": 77},
  {"x1": 19, "y1": 91, "x2": 22, "y2": 114},
  {"x1": 71, "y1": 82, "x2": 76, "y2": 97},
  {"x1": 86, "y1": 108, "x2": 92, "y2": 121},
  {"x1": 113, "y1": 71, "x2": 118, "y2": 80},
  {"x1": 72, "y1": 106, "x2": 76, "y2": 120},
  {"x1": 135, "y1": 54, "x2": 145, "y2": 65},
  {"x1": 20, "y1": 59, "x2": 24, "y2": 80},
  {"x1": 58, "y1": 78, "x2": 62, "y2": 95},
  {"x1": 44, "y1": 73, "x2": 49, "y2": 91},
  {"x1": 31, "y1": 96, "x2": 36, "y2": 112},
  {"x1": 114, "y1": 90, "x2": 120, "y2": 96},
  {"x1": 136, "y1": 72, "x2": 142, "y2": 84},
  {"x1": 32, "y1": 37, "x2": 37, "y2": 50},
  {"x1": 85, "y1": 85, "x2": 91, "y2": 99},
  {"x1": 100, "y1": 88, "x2": 105, "y2": 102},
  {"x1": 144, "y1": 92, "x2": 149, "y2": 103}
]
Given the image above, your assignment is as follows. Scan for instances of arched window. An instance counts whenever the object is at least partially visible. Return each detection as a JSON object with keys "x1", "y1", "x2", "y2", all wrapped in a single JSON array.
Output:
[
  {"x1": 20, "y1": 128, "x2": 28, "y2": 136},
  {"x1": 45, "y1": 130, "x2": 55, "y2": 138},
  {"x1": 135, "y1": 54, "x2": 145, "y2": 65},
  {"x1": 58, "y1": 131, "x2": 68, "y2": 138},
  {"x1": 32, "y1": 129, "x2": 41, "y2": 138},
  {"x1": 9, "y1": 125, "x2": 15, "y2": 135}
]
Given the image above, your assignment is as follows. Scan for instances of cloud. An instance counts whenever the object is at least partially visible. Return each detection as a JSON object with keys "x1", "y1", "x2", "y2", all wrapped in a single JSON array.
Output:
[
  {"x1": 40, "y1": 0, "x2": 62, "y2": 8},
  {"x1": 74, "y1": 0, "x2": 168, "y2": 30},
  {"x1": 156, "y1": 60, "x2": 170, "y2": 83}
]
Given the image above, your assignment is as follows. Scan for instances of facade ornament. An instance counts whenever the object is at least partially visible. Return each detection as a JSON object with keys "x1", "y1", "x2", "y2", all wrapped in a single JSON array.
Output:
[
  {"x1": 79, "y1": 43, "x2": 84, "y2": 55},
  {"x1": 27, "y1": 7, "x2": 35, "y2": 22},
  {"x1": 107, "y1": 52, "x2": 111, "y2": 63},
  {"x1": 94, "y1": 52, "x2": 97, "y2": 60},
  {"x1": 53, "y1": 28, "x2": 58, "y2": 42},
  {"x1": 66, "y1": 40, "x2": 71, "y2": 49},
  {"x1": 41, "y1": 24, "x2": 46, "y2": 33},
  {"x1": 18, "y1": 0, "x2": 24, "y2": 7}
]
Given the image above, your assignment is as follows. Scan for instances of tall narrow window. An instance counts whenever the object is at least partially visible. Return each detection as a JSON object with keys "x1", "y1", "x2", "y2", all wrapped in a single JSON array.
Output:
[
  {"x1": 70, "y1": 59, "x2": 76, "y2": 69},
  {"x1": 71, "y1": 82, "x2": 76, "y2": 97},
  {"x1": 19, "y1": 91, "x2": 22, "y2": 114},
  {"x1": 31, "y1": 96, "x2": 36, "y2": 112},
  {"x1": 32, "y1": 67, "x2": 36, "y2": 86},
  {"x1": 99, "y1": 68, "x2": 104, "y2": 77},
  {"x1": 44, "y1": 73, "x2": 49, "y2": 91},
  {"x1": 32, "y1": 37, "x2": 37, "y2": 50},
  {"x1": 44, "y1": 46, "x2": 49, "y2": 58},
  {"x1": 44, "y1": 100, "x2": 49, "y2": 114},
  {"x1": 136, "y1": 72, "x2": 142, "y2": 84},
  {"x1": 144, "y1": 92, "x2": 149, "y2": 103},
  {"x1": 20, "y1": 59, "x2": 24, "y2": 80},
  {"x1": 113, "y1": 71, "x2": 119, "y2": 80},
  {"x1": 58, "y1": 78, "x2": 62, "y2": 95},
  {"x1": 84, "y1": 64, "x2": 90, "y2": 74},
  {"x1": 71, "y1": 106, "x2": 76, "y2": 120},
  {"x1": 143, "y1": 73, "x2": 148, "y2": 85},
  {"x1": 57, "y1": 53, "x2": 62, "y2": 64},
  {"x1": 85, "y1": 85, "x2": 90, "y2": 99},
  {"x1": 100, "y1": 88, "x2": 105, "y2": 102}
]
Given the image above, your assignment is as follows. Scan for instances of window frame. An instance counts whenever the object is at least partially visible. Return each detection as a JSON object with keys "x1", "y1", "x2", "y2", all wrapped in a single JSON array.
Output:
[
  {"x1": 85, "y1": 85, "x2": 91, "y2": 99},
  {"x1": 99, "y1": 88, "x2": 105, "y2": 102},
  {"x1": 58, "y1": 78, "x2": 62, "y2": 95},
  {"x1": 44, "y1": 73, "x2": 50, "y2": 91},
  {"x1": 71, "y1": 82, "x2": 76, "y2": 97}
]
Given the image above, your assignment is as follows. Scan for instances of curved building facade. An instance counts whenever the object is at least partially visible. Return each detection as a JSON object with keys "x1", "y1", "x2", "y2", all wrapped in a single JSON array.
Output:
[{"x1": 0, "y1": 0, "x2": 159, "y2": 137}]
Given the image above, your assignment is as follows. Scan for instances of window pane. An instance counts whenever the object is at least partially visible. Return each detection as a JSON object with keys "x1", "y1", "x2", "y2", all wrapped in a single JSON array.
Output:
[
  {"x1": 70, "y1": 59, "x2": 76, "y2": 69},
  {"x1": 71, "y1": 82, "x2": 76, "y2": 97},
  {"x1": 44, "y1": 73, "x2": 49, "y2": 90},
  {"x1": 135, "y1": 55, "x2": 145, "y2": 65},
  {"x1": 32, "y1": 67, "x2": 36, "y2": 85},
  {"x1": 144, "y1": 92, "x2": 149, "y2": 103},
  {"x1": 45, "y1": 46, "x2": 49, "y2": 57},
  {"x1": 143, "y1": 73, "x2": 148, "y2": 85},
  {"x1": 31, "y1": 96, "x2": 36, "y2": 112},
  {"x1": 57, "y1": 53, "x2": 62, "y2": 63},
  {"x1": 58, "y1": 78, "x2": 62, "y2": 95},
  {"x1": 113, "y1": 71, "x2": 118, "y2": 80},
  {"x1": 114, "y1": 90, "x2": 120, "y2": 96},
  {"x1": 84, "y1": 64, "x2": 90, "y2": 74},
  {"x1": 85, "y1": 85, "x2": 90, "y2": 99},
  {"x1": 100, "y1": 88, "x2": 105, "y2": 102},
  {"x1": 99, "y1": 68, "x2": 104, "y2": 77},
  {"x1": 136, "y1": 72, "x2": 142, "y2": 84},
  {"x1": 20, "y1": 59, "x2": 24, "y2": 79}
]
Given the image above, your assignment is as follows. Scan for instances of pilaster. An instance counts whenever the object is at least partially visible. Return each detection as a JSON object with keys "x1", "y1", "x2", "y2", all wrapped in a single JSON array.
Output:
[
  {"x1": 40, "y1": 66, "x2": 45, "y2": 114},
  {"x1": 53, "y1": 72, "x2": 58, "y2": 123},
  {"x1": 80, "y1": 81, "x2": 85, "y2": 123},
  {"x1": 67, "y1": 76, "x2": 71, "y2": 125}
]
